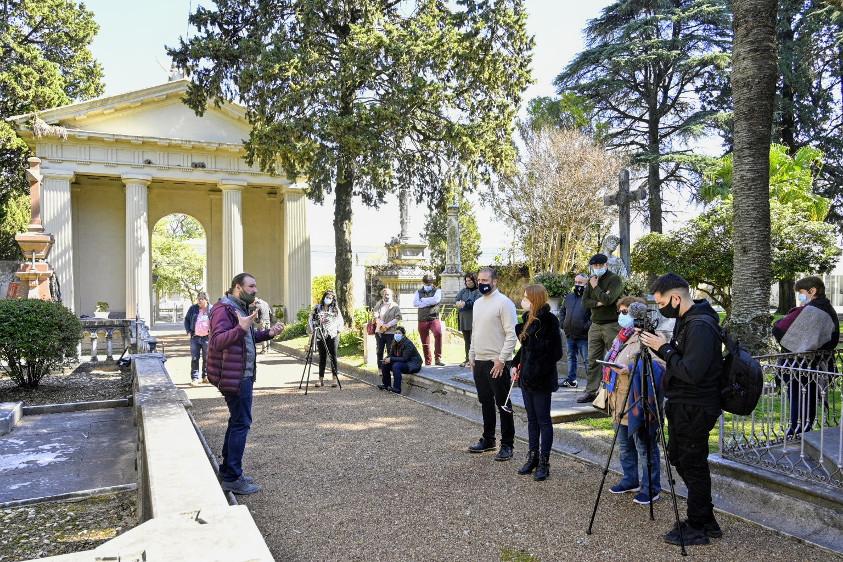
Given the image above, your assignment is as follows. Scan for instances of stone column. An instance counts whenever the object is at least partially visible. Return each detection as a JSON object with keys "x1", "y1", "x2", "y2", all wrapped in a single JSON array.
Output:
[
  {"x1": 440, "y1": 202, "x2": 463, "y2": 304},
  {"x1": 41, "y1": 168, "x2": 76, "y2": 311},
  {"x1": 220, "y1": 180, "x2": 245, "y2": 286},
  {"x1": 123, "y1": 174, "x2": 152, "y2": 321},
  {"x1": 283, "y1": 188, "x2": 311, "y2": 317}
]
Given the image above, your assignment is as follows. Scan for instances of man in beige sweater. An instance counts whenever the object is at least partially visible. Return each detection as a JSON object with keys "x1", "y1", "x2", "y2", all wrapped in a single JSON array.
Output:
[{"x1": 468, "y1": 267, "x2": 519, "y2": 461}]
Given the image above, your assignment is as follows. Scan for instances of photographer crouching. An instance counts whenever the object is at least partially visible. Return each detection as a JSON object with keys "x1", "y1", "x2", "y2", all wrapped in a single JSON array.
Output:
[{"x1": 638, "y1": 273, "x2": 723, "y2": 546}]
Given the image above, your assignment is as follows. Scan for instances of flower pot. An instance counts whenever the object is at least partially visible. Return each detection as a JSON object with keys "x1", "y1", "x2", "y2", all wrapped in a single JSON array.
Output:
[{"x1": 94, "y1": 310, "x2": 110, "y2": 319}]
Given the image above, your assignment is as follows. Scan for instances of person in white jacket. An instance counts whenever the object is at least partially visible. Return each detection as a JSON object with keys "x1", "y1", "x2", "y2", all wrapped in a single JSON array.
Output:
[
  {"x1": 468, "y1": 267, "x2": 518, "y2": 461},
  {"x1": 308, "y1": 290, "x2": 345, "y2": 387}
]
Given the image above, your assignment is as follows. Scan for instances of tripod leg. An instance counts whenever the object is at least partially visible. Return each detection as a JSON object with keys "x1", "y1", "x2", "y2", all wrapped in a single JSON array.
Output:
[
  {"x1": 646, "y1": 353, "x2": 687, "y2": 556},
  {"x1": 641, "y1": 358, "x2": 656, "y2": 521},
  {"x1": 299, "y1": 333, "x2": 315, "y2": 390}
]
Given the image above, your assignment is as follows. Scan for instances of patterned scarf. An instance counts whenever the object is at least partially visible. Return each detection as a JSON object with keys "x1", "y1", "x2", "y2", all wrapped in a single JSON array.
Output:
[
  {"x1": 627, "y1": 358, "x2": 666, "y2": 436},
  {"x1": 602, "y1": 326, "x2": 635, "y2": 391}
]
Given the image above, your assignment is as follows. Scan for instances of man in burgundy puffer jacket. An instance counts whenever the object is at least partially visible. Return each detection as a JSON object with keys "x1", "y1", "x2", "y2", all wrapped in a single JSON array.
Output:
[{"x1": 209, "y1": 273, "x2": 284, "y2": 495}]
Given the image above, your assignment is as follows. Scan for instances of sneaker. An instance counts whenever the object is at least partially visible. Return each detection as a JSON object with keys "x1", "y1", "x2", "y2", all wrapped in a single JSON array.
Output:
[
  {"x1": 201, "y1": 376, "x2": 209, "y2": 384},
  {"x1": 377, "y1": 384, "x2": 389, "y2": 391},
  {"x1": 703, "y1": 519, "x2": 723, "y2": 539},
  {"x1": 560, "y1": 379, "x2": 578, "y2": 388},
  {"x1": 633, "y1": 491, "x2": 661, "y2": 504},
  {"x1": 221, "y1": 477, "x2": 262, "y2": 496},
  {"x1": 189, "y1": 379, "x2": 201, "y2": 387},
  {"x1": 468, "y1": 438, "x2": 496, "y2": 453},
  {"x1": 576, "y1": 391, "x2": 597, "y2": 403},
  {"x1": 435, "y1": 360, "x2": 446, "y2": 366},
  {"x1": 494, "y1": 444, "x2": 514, "y2": 461},
  {"x1": 389, "y1": 387, "x2": 401, "y2": 394},
  {"x1": 609, "y1": 482, "x2": 640, "y2": 494},
  {"x1": 663, "y1": 520, "x2": 710, "y2": 546}
]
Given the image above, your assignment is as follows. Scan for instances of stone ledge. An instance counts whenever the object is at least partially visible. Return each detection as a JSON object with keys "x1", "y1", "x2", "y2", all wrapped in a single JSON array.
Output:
[
  {"x1": 22, "y1": 398, "x2": 130, "y2": 416},
  {"x1": 0, "y1": 401, "x2": 22, "y2": 435}
]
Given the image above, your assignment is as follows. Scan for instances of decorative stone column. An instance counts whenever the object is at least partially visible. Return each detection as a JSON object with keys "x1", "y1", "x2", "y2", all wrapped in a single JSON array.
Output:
[
  {"x1": 41, "y1": 168, "x2": 76, "y2": 311},
  {"x1": 123, "y1": 174, "x2": 152, "y2": 322},
  {"x1": 283, "y1": 188, "x2": 311, "y2": 317},
  {"x1": 220, "y1": 180, "x2": 245, "y2": 286}
]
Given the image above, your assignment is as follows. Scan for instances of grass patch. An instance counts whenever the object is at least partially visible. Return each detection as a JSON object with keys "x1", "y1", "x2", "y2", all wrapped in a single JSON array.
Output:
[{"x1": 500, "y1": 548, "x2": 541, "y2": 562}]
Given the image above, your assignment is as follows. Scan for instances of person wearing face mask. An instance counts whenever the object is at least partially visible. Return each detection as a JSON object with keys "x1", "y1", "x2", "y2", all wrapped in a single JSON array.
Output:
[
  {"x1": 772, "y1": 276, "x2": 839, "y2": 436},
  {"x1": 511, "y1": 284, "x2": 562, "y2": 481},
  {"x1": 414, "y1": 273, "x2": 444, "y2": 366},
  {"x1": 468, "y1": 267, "x2": 519, "y2": 461},
  {"x1": 638, "y1": 273, "x2": 724, "y2": 546},
  {"x1": 209, "y1": 273, "x2": 286, "y2": 495},
  {"x1": 558, "y1": 274, "x2": 591, "y2": 388},
  {"x1": 603, "y1": 296, "x2": 665, "y2": 506},
  {"x1": 379, "y1": 326, "x2": 423, "y2": 393},
  {"x1": 373, "y1": 287, "x2": 402, "y2": 369},
  {"x1": 185, "y1": 291, "x2": 212, "y2": 385},
  {"x1": 308, "y1": 290, "x2": 345, "y2": 387},
  {"x1": 578, "y1": 254, "x2": 624, "y2": 403},
  {"x1": 455, "y1": 273, "x2": 481, "y2": 367}
]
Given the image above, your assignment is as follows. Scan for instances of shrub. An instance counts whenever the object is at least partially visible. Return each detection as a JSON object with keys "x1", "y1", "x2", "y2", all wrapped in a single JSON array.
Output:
[
  {"x1": 279, "y1": 308, "x2": 310, "y2": 341},
  {"x1": 339, "y1": 329, "x2": 362, "y2": 355},
  {"x1": 311, "y1": 274, "x2": 336, "y2": 304},
  {"x1": 351, "y1": 307, "x2": 371, "y2": 333},
  {"x1": 0, "y1": 299, "x2": 82, "y2": 388},
  {"x1": 532, "y1": 271, "x2": 572, "y2": 298}
]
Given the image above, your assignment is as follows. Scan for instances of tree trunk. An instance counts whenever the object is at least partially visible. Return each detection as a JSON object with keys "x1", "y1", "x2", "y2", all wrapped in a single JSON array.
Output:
[
  {"x1": 777, "y1": 278, "x2": 795, "y2": 314},
  {"x1": 777, "y1": 7, "x2": 797, "y2": 154},
  {"x1": 647, "y1": 118, "x2": 663, "y2": 233},
  {"x1": 334, "y1": 162, "x2": 354, "y2": 324},
  {"x1": 729, "y1": 0, "x2": 778, "y2": 353}
]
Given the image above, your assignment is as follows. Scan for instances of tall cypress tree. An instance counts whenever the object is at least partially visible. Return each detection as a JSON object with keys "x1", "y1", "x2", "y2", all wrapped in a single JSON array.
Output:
[{"x1": 555, "y1": 0, "x2": 731, "y2": 233}]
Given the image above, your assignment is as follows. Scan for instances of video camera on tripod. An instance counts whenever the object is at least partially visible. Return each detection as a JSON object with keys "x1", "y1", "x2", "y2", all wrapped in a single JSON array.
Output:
[{"x1": 628, "y1": 301, "x2": 659, "y2": 333}]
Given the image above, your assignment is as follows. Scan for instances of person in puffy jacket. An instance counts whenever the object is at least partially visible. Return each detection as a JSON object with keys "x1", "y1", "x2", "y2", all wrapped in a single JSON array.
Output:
[
  {"x1": 378, "y1": 327, "x2": 422, "y2": 394},
  {"x1": 511, "y1": 284, "x2": 563, "y2": 481},
  {"x1": 558, "y1": 274, "x2": 591, "y2": 388}
]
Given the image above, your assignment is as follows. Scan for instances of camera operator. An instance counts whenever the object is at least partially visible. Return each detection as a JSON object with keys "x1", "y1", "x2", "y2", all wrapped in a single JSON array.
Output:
[
  {"x1": 308, "y1": 290, "x2": 345, "y2": 388},
  {"x1": 638, "y1": 273, "x2": 723, "y2": 546}
]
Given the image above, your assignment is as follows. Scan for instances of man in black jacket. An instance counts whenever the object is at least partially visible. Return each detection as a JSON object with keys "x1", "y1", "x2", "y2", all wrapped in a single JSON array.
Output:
[
  {"x1": 639, "y1": 273, "x2": 723, "y2": 547},
  {"x1": 558, "y1": 274, "x2": 590, "y2": 388}
]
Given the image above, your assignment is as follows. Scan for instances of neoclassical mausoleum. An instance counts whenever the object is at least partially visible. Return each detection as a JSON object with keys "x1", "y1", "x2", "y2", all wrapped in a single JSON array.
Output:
[{"x1": 10, "y1": 79, "x2": 311, "y2": 321}]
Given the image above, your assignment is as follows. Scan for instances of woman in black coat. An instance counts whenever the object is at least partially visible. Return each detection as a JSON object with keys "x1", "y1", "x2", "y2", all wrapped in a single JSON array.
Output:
[
  {"x1": 378, "y1": 327, "x2": 423, "y2": 394},
  {"x1": 512, "y1": 284, "x2": 563, "y2": 481}
]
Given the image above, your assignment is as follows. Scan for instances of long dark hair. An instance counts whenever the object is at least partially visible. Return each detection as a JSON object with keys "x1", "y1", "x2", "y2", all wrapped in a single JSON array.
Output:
[
  {"x1": 464, "y1": 273, "x2": 477, "y2": 288},
  {"x1": 318, "y1": 290, "x2": 339, "y2": 313}
]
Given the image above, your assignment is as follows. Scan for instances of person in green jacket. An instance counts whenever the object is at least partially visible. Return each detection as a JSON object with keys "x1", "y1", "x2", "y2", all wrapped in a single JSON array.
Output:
[{"x1": 577, "y1": 253, "x2": 624, "y2": 403}]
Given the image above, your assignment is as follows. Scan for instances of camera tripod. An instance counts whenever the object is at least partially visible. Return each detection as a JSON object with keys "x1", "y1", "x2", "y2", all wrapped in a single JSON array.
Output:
[
  {"x1": 586, "y1": 345, "x2": 687, "y2": 556},
  {"x1": 298, "y1": 324, "x2": 342, "y2": 395}
]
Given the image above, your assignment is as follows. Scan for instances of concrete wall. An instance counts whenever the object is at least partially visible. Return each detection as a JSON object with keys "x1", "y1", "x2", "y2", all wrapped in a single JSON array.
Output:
[{"x1": 73, "y1": 177, "x2": 126, "y2": 316}]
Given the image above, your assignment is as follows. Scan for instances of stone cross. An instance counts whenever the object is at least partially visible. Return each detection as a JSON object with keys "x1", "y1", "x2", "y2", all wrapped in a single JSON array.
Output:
[
  {"x1": 398, "y1": 185, "x2": 409, "y2": 241},
  {"x1": 603, "y1": 169, "x2": 646, "y2": 275}
]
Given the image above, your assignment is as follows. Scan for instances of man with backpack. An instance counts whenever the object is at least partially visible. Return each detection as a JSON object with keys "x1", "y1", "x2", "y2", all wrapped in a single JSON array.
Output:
[{"x1": 639, "y1": 273, "x2": 723, "y2": 547}]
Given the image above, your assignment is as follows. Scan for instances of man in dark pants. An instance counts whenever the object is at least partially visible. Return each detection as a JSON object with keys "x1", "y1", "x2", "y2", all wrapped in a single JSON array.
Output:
[
  {"x1": 184, "y1": 291, "x2": 212, "y2": 385},
  {"x1": 467, "y1": 267, "x2": 519, "y2": 461},
  {"x1": 640, "y1": 273, "x2": 723, "y2": 546}
]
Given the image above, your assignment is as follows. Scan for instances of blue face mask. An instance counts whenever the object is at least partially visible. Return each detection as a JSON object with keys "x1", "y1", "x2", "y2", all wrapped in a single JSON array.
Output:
[
  {"x1": 797, "y1": 293, "x2": 809, "y2": 304},
  {"x1": 591, "y1": 267, "x2": 607, "y2": 277},
  {"x1": 394, "y1": 333, "x2": 404, "y2": 342},
  {"x1": 618, "y1": 313, "x2": 634, "y2": 329}
]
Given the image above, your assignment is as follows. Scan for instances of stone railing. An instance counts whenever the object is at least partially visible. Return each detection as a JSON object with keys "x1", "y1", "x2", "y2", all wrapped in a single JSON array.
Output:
[
  {"x1": 719, "y1": 350, "x2": 842, "y2": 492},
  {"x1": 78, "y1": 317, "x2": 156, "y2": 362}
]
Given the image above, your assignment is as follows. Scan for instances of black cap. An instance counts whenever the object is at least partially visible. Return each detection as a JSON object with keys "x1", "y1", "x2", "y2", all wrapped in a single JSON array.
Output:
[
  {"x1": 588, "y1": 254, "x2": 608, "y2": 265},
  {"x1": 422, "y1": 273, "x2": 435, "y2": 284}
]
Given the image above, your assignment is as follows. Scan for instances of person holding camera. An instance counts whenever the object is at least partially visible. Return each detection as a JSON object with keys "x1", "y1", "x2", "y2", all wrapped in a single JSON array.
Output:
[
  {"x1": 373, "y1": 287, "x2": 402, "y2": 369},
  {"x1": 511, "y1": 284, "x2": 562, "y2": 481},
  {"x1": 604, "y1": 296, "x2": 664, "y2": 505},
  {"x1": 578, "y1": 254, "x2": 623, "y2": 403},
  {"x1": 378, "y1": 326, "x2": 423, "y2": 394},
  {"x1": 639, "y1": 273, "x2": 723, "y2": 546},
  {"x1": 308, "y1": 290, "x2": 345, "y2": 388}
]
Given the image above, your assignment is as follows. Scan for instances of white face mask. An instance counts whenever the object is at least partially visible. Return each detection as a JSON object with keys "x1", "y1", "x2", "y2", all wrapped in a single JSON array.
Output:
[
  {"x1": 324, "y1": 298, "x2": 333, "y2": 305},
  {"x1": 423, "y1": 284, "x2": 433, "y2": 291},
  {"x1": 521, "y1": 298, "x2": 531, "y2": 311}
]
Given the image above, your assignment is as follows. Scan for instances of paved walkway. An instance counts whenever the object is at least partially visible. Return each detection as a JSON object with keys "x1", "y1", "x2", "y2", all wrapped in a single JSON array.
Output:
[
  {"x1": 0, "y1": 407, "x2": 135, "y2": 505},
  {"x1": 158, "y1": 334, "x2": 836, "y2": 561}
]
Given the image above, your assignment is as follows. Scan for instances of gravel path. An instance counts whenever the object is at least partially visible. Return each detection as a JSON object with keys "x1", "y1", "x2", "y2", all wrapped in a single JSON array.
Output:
[{"x1": 185, "y1": 347, "x2": 839, "y2": 562}]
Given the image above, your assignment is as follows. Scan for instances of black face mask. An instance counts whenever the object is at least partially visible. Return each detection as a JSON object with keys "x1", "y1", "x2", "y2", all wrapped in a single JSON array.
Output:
[
  {"x1": 659, "y1": 296, "x2": 680, "y2": 319},
  {"x1": 478, "y1": 283, "x2": 493, "y2": 295},
  {"x1": 573, "y1": 285, "x2": 585, "y2": 297}
]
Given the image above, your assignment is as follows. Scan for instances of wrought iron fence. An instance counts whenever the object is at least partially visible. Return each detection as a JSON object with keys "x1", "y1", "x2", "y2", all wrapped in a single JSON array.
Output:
[{"x1": 719, "y1": 349, "x2": 842, "y2": 490}]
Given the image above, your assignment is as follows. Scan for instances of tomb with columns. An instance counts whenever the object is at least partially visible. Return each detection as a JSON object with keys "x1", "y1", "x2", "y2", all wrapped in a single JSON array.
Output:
[{"x1": 8, "y1": 78, "x2": 312, "y2": 324}]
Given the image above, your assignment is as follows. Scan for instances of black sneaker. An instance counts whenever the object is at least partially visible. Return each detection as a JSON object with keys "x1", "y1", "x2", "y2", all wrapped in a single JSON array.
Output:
[
  {"x1": 560, "y1": 379, "x2": 578, "y2": 388},
  {"x1": 704, "y1": 519, "x2": 723, "y2": 538},
  {"x1": 494, "y1": 444, "x2": 514, "y2": 461},
  {"x1": 468, "y1": 438, "x2": 496, "y2": 453},
  {"x1": 576, "y1": 391, "x2": 597, "y2": 403},
  {"x1": 663, "y1": 520, "x2": 710, "y2": 546},
  {"x1": 377, "y1": 384, "x2": 389, "y2": 390}
]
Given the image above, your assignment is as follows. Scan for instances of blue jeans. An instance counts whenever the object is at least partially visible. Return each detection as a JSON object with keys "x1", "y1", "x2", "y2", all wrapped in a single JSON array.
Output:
[
  {"x1": 381, "y1": 360, "x2": 412, "y2": 392},
  {"x1": 522, "y1": 389, "x2": 553, "y2": 455},
  {"x1": 566, "y1": 336, "x2": 588, "y2": 384},
  {"x1": 190, "y1": 335, "x2": 209, "y2": 381},
  {"x1": 616, "y1": 423, "x2": 661, "y2": 497},
  {"x1": 220, "y1": 376, "x2": 254, "y2": 483}
]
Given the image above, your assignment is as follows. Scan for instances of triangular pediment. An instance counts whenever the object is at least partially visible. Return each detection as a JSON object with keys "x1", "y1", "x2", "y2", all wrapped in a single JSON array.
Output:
[{"x1": 10, "y1": 80, "x2": 251, "y2": 146}]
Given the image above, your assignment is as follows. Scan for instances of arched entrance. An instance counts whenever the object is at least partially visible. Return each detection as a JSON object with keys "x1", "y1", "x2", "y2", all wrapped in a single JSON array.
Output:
[{"x1": 151, "y1": 213, "x2": 207, "y2": 327}]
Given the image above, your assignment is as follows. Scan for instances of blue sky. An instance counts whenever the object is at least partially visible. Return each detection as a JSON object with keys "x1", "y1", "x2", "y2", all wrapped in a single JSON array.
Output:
[{"x1": 82, "y1": 0, "x2": 659, "y2": 274}]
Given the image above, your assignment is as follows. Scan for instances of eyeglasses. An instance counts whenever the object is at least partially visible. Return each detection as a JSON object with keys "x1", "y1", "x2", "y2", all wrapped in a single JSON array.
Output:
[{"x1": 618, "y1": 308, "x2": 629, "y2": 314}]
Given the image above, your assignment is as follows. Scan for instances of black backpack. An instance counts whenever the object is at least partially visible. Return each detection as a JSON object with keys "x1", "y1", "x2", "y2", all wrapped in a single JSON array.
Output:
[{"x1": 685, "y1": 316, "x2": 764, "y2": 416}]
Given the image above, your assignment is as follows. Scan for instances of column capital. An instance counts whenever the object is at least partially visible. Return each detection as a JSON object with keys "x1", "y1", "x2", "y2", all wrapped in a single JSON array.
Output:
[
  {"x1": 41, "y1": 168, "x2": 75, "y2": 182},
  {"x1": 219, "y1": 179, "x2": 247, "y2": 191},
  {"x1": 121, "y1": 173, "x2": 152, "y2": 187}
]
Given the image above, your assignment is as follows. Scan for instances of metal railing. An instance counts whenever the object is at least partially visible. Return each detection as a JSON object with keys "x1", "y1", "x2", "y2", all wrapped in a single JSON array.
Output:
[{"x1": 719, "y1": 349, "x2": 842, "y2": 490}]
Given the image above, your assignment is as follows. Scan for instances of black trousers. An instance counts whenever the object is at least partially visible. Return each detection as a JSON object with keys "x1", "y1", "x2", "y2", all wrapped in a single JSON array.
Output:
[
  {"x1": 666, "y1": 401, "x2": 720, "y2": 528},
  {"x1": 317, "y1": 335, "x2": 338, "y2": 378},
  {"x1": 473, "y1": 360, "x2": 514, "y2": 447},
  {"x1": 461, "y1": 330, "x2": 472, "y2": 362}
]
